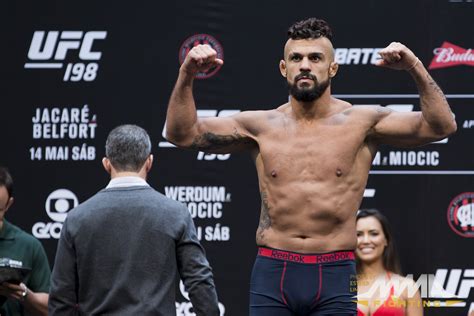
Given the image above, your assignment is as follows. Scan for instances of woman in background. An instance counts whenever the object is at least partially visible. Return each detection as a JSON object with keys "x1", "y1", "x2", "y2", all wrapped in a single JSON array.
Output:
[{"x1": 356, "y1": 209, "x2": 423, "y2": 316}]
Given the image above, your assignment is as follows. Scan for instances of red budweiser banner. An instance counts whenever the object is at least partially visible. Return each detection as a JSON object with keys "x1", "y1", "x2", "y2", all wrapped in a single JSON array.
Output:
[{"x1": 429, "y1": 41, "x2": 474, "y2": 69}]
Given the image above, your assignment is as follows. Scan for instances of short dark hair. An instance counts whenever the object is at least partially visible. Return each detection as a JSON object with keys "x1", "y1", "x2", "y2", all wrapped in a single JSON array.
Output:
[
  {"x1": 105, "y1": 124, "x2": 152, "y2": 172},
  {"x1": 356, "y1": 209, "x2": 402, "y2": 274},
  {"x1": 0, "y1": 166, "x2": 13, "y2": 198},
  {"x1": 288, "y1": 18, "x2": 333, "y2": 41}
]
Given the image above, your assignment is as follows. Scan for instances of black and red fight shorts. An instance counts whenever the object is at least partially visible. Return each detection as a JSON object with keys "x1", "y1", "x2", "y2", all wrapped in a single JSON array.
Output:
[{"x1": 250, "y1": 247, "x2": 357, "y2": 316}]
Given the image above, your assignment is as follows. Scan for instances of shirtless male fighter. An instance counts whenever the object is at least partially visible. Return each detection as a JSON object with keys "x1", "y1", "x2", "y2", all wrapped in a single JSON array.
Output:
[{"x1": 165, "y1": 18, "x2": 456, "y2": 315}]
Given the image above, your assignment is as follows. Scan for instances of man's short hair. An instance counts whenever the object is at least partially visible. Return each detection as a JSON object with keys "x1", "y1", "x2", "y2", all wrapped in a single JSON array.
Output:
[
  {"x1": 105, "y1": 124, "x2": 152, "y2": 172},
  {"x1": 288, "y1": 18, "x2": 333, "y2": 41},
  {"x1": 0, "y1": 166, "x2": 13, "y2": 198}
]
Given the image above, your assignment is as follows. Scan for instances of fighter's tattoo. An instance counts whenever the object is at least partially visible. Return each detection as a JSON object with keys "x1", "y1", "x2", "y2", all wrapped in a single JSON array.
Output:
[
  {"x1": 426, "y1": 74, "x2": 448, "y2": 103},
  {"x1": 257, "y1": 191, "x2": 271, "y2": 242},
  {"x1": 190, "y1": 129, "x2": 252, "y2": 151},
  {"x1": 343, "y1": 108, "x2": 354, "y2": 116},
  {"x1": 418, "y1": 74, "x2": 455, "y2": 125}
]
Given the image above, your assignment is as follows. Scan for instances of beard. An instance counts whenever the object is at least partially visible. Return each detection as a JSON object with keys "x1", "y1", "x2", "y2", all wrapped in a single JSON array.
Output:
[{"x1": 287, "y1": 72, "x2": 330, "y2": 102}]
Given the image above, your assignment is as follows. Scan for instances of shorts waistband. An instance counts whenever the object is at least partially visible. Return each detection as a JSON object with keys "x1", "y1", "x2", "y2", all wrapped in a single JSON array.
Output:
[{"x1": 258, "y1": 247, "x2": 355, "y2": 264}]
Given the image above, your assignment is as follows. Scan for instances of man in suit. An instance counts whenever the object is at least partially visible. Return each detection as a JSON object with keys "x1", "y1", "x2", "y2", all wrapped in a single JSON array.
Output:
[{"x1": 49, "y1": 124, "x2": 219, "y2": 316}]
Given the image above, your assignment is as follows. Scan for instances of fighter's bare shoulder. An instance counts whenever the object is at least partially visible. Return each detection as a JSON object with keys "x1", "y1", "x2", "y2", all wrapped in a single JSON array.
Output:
[
  {"x1": 233, "y1": 105, "x2": 287, "y2": 136},
  {"x1": 340, "y1": 102, "x2": 393, "y2": 123}
]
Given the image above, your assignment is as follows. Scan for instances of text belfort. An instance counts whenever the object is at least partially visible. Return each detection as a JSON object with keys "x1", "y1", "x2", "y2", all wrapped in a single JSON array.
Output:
[{"x1": 30, "y1": 105, "x2": 97, "y2": 161}]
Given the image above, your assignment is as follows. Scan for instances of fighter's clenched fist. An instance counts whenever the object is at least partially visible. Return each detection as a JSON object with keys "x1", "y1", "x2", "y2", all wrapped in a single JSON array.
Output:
[
  {"x1": 376, "y1": 42, "x2": 420, "y2": 71},
  {"x1": 180, "y1": 44, "x2": 224, "y2": 75}
]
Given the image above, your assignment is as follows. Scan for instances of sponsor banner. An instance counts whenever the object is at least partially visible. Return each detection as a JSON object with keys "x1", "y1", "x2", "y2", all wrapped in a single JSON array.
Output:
[
  {"x1": 32, "y1": 189, "x2": 78, "y2": 239},
  {"x1": 429, "y1": 42, "x2": 474, "y2": 69},
  {"x1": 334, "y1": 48, "x2": 382, "y2": 65}
]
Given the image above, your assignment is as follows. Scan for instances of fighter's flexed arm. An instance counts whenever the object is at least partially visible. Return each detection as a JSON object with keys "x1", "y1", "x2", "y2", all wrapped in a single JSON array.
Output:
[
  {"x1": 368, "y1": 42, "x2": 457, "y2": 147},
  {"x1": 165, "y1": 44, "x2": 258, "y2": 153}
]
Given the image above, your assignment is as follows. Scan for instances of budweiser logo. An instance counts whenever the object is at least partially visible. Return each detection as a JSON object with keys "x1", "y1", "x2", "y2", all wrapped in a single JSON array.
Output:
[{"x1": 429, "y1": 41, "x2": 474, "y2": 69}]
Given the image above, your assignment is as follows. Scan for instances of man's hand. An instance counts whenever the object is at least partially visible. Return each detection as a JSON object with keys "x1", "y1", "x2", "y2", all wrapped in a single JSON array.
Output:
[
  {"x1": 0, "y1": 282, "x2": 26, "y2": 301},
  {"x1": 180, "y1": 44, "x2": 224, "y2": 75},
  {"x1": 376, "y1": 42, "x2": 419, "y2": 71}
]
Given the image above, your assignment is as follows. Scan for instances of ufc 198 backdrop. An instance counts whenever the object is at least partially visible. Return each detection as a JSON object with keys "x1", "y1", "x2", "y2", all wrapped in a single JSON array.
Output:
[{"x1": 1, "y1": 0, "x2": 473, "y2": 315}]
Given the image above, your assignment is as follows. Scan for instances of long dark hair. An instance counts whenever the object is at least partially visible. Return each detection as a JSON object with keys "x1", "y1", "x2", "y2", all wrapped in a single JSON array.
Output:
[{"x1": 356, "y1": 209, "x2": 401, "y2": 274}]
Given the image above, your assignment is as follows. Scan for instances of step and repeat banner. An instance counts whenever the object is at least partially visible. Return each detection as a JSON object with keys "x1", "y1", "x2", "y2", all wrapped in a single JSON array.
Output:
[{"x1": 2, "y1": 0, "x2": 473, "y2": 315}]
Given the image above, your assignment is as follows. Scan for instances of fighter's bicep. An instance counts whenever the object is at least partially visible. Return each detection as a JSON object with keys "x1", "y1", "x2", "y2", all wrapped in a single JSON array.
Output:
[
  {"x1": 193, "y1": 114, "x2": 258, "y2": 153},
  {"x1": 374, "y1": 110, "x2": 422, "y2": 136},
  {"x1": 371, "y1": 110, "x2": 440, "y2": 146}
]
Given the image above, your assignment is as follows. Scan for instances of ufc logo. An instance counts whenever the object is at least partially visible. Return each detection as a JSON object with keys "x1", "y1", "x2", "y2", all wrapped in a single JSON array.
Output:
[
  {"x1": 25, "y1": 31, "x2": 107, "y2": 82},
  {"x1": 28, "y1": 31, "x2": 107, "y2": 61}
]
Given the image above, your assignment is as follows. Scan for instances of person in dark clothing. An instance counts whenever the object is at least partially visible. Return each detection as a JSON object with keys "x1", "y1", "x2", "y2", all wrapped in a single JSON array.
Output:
[
  {"x1": 0, "y1": 166, "x2": 50, "y2": 316},
  {"x1": 49, "y1": 124, "x2": 219, "y2": 316}
]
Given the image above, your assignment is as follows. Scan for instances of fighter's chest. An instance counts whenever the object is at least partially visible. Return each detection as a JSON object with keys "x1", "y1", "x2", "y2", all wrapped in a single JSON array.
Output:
[
  {"x1": 261, "y1": 122, "x2": 365, "y2": 155},
  {"x1": 256, "y1": 124, "x2": 368, "y2": 178}
]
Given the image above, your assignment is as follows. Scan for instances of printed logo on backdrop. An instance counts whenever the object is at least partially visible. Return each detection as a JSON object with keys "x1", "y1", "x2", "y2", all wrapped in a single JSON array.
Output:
[
  {"x1": 159, "y1": 109, "x2": 240, "y2": 161},
  {"x1": 429, "y1": 42, "x2": 474, "y2": 69},
  {"x1": 464, "y1": 119, "x2": 474, "y2": 129},
  {"x1": 363, "y1": 189, "x2": 376, "y2": 198},
  {"x1": 334, "y1": 48, "x2": 383, "y2": 65},
  {"x1": 447, "y1": 192, "x2": 474, "y2": 238},
  {"x1": 176, "y1": 280, "x2": 225, "y2": 315},
  {"x1": 32, "y1": 189, "x2": 78, "y2": 239},
  {"x1": 179, "y1": 34, "x2": 224, "y2": 79},
  {"x1": 357, "y1": 268, "x2": 474, "y2": 311},
  {"x1": 25, "y1": 31, "x2": 107, "y2": 81},
  {"x1": 30, "y1": 105, "x2": 97, "y2": 161},
  {"x1": 165, "y1": 186, "x2": 231, "y2": 242}
]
